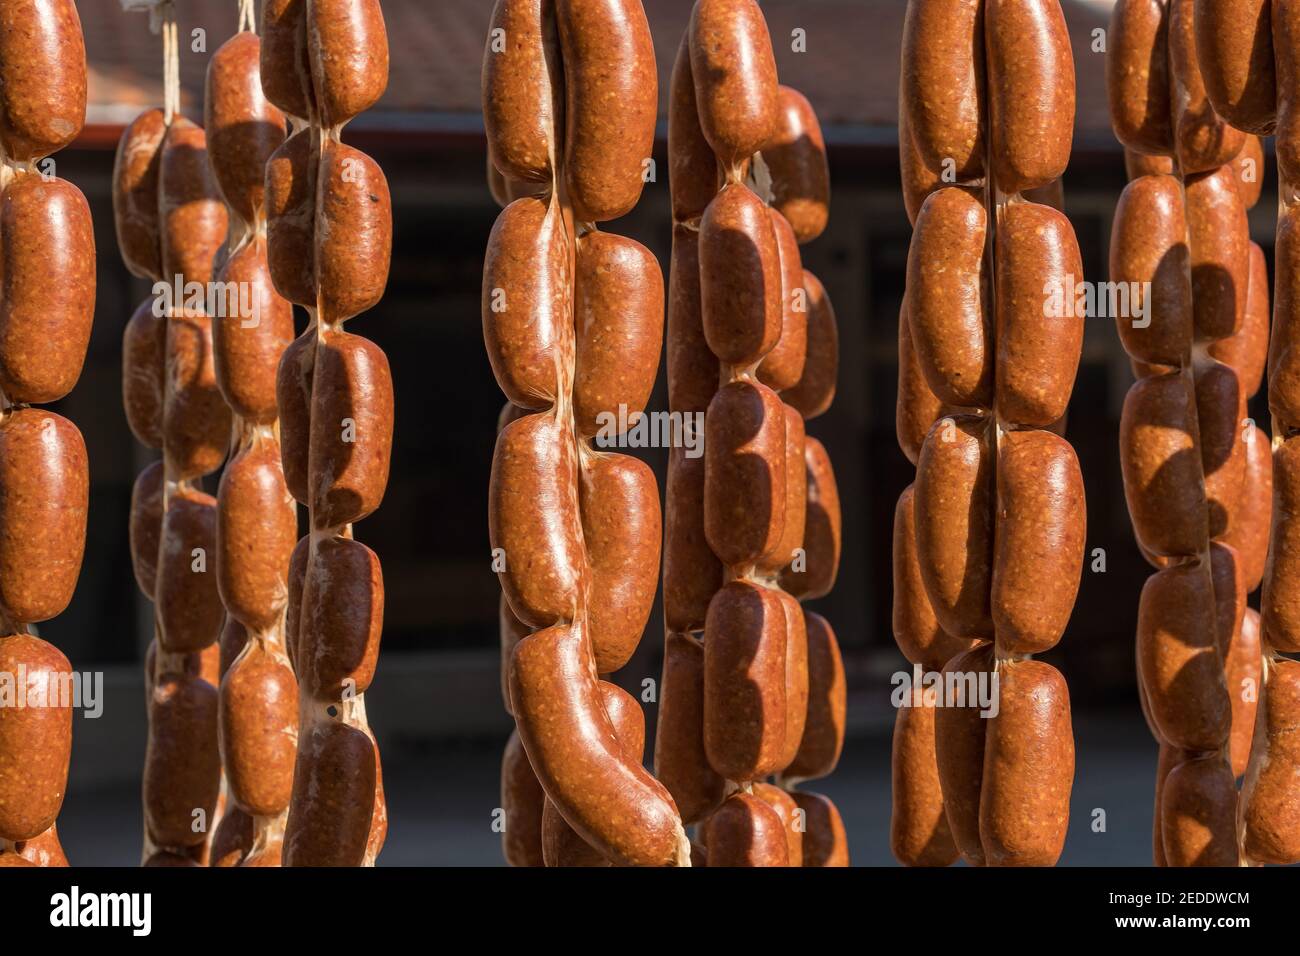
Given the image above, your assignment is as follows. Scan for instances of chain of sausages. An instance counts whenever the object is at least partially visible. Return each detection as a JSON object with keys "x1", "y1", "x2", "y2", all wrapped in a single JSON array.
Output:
[
  {"x1": 645, "y1": 0, "x2": 845, "y2": 868},
  {"x1": 258, "y1": 0, "x2": 392, "y2": 868},
  {"x1": 900, "y1": 0, "x2": 1080, "y2": 867},
  {"x1": 113, "y1": 1, "x2": 231, "y2": 867},
  {"x1": 482, "y1": 0, "x2": 690, "y2": 868},
  {"x1": 199, "y1": 0, "x2": 299, "y2": 868},
  {"x1": 1108, "y1": 0, "x2": 1269, "y2": 867},
  {"x1": 1179, "y1": 0, "x2": 1300, "y2": 867},
  {"x1": 0, "y1": 0, "x2": 92, "y2": 870}
]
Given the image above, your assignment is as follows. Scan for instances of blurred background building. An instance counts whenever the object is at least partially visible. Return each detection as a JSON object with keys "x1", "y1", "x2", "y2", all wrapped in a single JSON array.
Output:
[{"x1": 49, "y1": 0, "x2": 1263, "y2": 864}]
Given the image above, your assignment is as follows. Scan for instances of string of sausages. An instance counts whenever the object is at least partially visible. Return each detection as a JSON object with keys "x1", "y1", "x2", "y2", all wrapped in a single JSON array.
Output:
[
  {"x1": 483, "y1": 0, "x2": 690, "y2": 867},
  {"x1": 0, "y1": 0, "x2": 92, "y2": 870},
  {"x1": 1108, "y1": 0, "x2": 1266, "y2": 866},
  {"x1": 259, "y1": 0, "x2": 392, "y2": 868},
  {"x1": 204, "y1": 0, "x2": 298, "y2": 868},
  {"x1": 1188, "y1": 0, "x2": 1300, "y2": 868},
  {"x1": 116, "y1": 0, "x2": 232, "y2": 868},
  {"x1": 651, "y1": 0, "x2": 846, "y2": 868},
  {"x1": 899, "y1": 0, "x2": 1080, "y2": 866}
]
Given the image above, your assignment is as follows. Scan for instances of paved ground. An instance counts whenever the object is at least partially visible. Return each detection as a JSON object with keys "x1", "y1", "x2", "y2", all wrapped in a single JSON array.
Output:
[{"x1": 56, "y1": 709, "x2": 1160, "y2": 866}]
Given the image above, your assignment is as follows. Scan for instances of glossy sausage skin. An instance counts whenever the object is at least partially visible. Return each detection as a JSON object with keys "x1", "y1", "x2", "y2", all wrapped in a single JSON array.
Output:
[
  {"x1": 1161, "y1": 752, "x2": 1238, "y2": 865},
  {"x1": 143, "y1": 673, "x2": 221, "y2": 849},
  {"x1": 1277, "y1": 0, "x2": 1300, "y2": 184},
  {"x1": 205, "y1": 31, "x2": 287, "y2": 224},
  {"x1": 1241, "y1": 658, "x2": 1300, "y2": 864},
  {"x1": 122, "y1": 299, "x2": 166, "y2": 449},
  {"x1": 1263, "y1": 437, "x2": 1300, "y2": 652},
  {"x1": 0, "y1": 635, "x2": 73, "y2": 841},
  {"x1": 307, "y1": 330, "x2": 394, "y2": 529},
  {"x1": 773, "y1": 590, "x2": 809, "y2": 773},
  {"x1": 1231, "y1": 421, "x2": 1271, "y2": 594},
  {"x1": 995, "y1": 201, "x2": 1083, "y2": 426},
  {"x1": 1194, "y1": 0, "x2": 1275, "y2": 135},
  {"x1": 985, "y1": 0, "x2": 1074, "y2": 194},
  {"x1": 572, "y1": 231, "x2": 663, "y2": 436},
  {"x1": 129, "y1": 461, "x2": 165, "y2": 600},
  {"x1": 0, "y1": 410, "x2": 88, "y2": 625},
  {"x1": 666, "y1": 226, "x2": 718, "y2": 416},
  {"x1": 1225, "y1": 608, "x2": 1261, "y2": 778},
  {"x1": 298, "y1": 535, "x2": 384, "y2": 699},
  {"x1": 699, "y1": 183, "x2": 782, "y2": 366},
  {"x1": 580, "y1": 452, "x2": 660, "y2": 674},
  {"x1": 557, "y1": 0, "x2": 657, "y2": 222},
  {"x1": 662, "y1": 446, "x2": 722, "y2": 634},
  {"x1": 897, "y1": 303, "x2": 947, "y2": 466},
  {"x1": 1119, "y1": 372, "x2": 1207, "y2": 558},
  {"x1": 283, "y1": 720, "x2": 378, "y2": 866},
  {"x1": 758, "y1": 406, "x2": 806, "y2": 576},
  {"x1": 751, "y1": 783, "x2": 802, "y2": 867},
  {"x1": 782, "y1": 271, "x2": 838, "y2": 420},
  {"x1": 500, "y1": 727, "x2": 546, "y2": 866},
  {"x1": 1169, "y1": 0, "x2": 1246, "y2": 174},
  {"x1": 1209, "y1": 240, "x2": 1268, "y2": 397},
  {"x1": 276, "y1": 328, "x2": 314, "y2": 505},
  {"x1": 914, "y1": 415, "x2": 994, "y2": 640},
  {"x1": 1186, "y1": 165, "x2": 1249, "y2": 342},
  {"x1": 0, "y1": 0, "x2": 86, "y2": 162},
  {"x1": 703, "y1": 581, "x2": 787, "y2": 781},
  {"x1": 482, "y1": 197, "x2": 570, "y2": 409},
  {"x1": 780, "y1": 436, "x2": 841, "y2": 600},
  {"x1": 992, "y1": 430, "x2": 1086, "y2": 655},
  {"x1": 112, "y1": 109, "x2": 166, "y2": 280},
  {"x1": 305, "y1": 0, "x2": 389, "y2": 129},
  {"x1": 158, "y1": 118, "x2": 229, "y2": 288},
  {"x1": 212, "y1": 236, "x2": 295, "y2": 423},
  {"x1": 792, "y1": 791, "x2": 849, "y2": 866},
  {"x1": 891, "y1": 697, "x2": 959, "y2": 867},
  {"x1": 489, "y1": 412, "x2": 587, "y2": 627},
  {"x1": 260, "y1": 0, "x2": 315, "y2": 120},
  {"x1": 654, "y1": 632, "x2": 725, "y2": 824},
  {"x1": 688, "y1": 0, "x2": 780, "y2": 171},
  {"x1": 1196, "y1": 361, "x2": 1246, "y2": 540},
  {"x1": 933, "y1": 642, "x2": 993, "y2": 866},
  {"x1": 0, "y1": 175, "x2": 96, "y2": 405},
  {"x1": 155, "y1": 488, "x2": 224, "y2": 654},
  {"x1": 164, "y1": 310, "x2": 232, "y2": 480},
  {"x1": 482, "y1": 0, "x2": 560, "y2": 185},
  {"x1": 1108, "y1": 175, "x2": 1193, "y2": 366},
  {"x1": 704, "y1": 792, "x2": 789, "y2": 867},
  {"x1": 899, "y1": 0, "x2": 985, "y2": 180},
  {"x1": 1270, "y1": 208, "x2": 1300, "y2": 428},
  {"x1": 980, "y1": 659, "x2": 1074, "y2": 867},
  {"x1": 509, "y1": 623, "x2": 688, "y2": 867},
  {"x1": 906, "y1": 188, "x2": 991, "y2": 408},
  {"x1": 704, "y1": 381, "x2": 787, "y2": 568},
  {"x1": 763, "y1": 86, "x2": 831, "y2": 245},
  {"x1": 1137, "y1": 563, "x2": 1232, "y2": 751},
  {"x1": 756, "y1": 211, "x2": 807, "y2": 393},
  {"x1": 219, "y1": 643, "x2": 298, "y2": 816},
  {"x1": 316, "y1": 142, "x2": 392, "y2": 323},
  {"x1": 783, "y1": 611, "x2": 846, "y2": 783},
  {"x1": 264, "y1": 130, "x2": 317, "y2": 308},
  {"x1": 1107, "y1": 0, "x2": 1173, "y2": 155},
  {"x1": 667, "y1": 36, "x2": 717, "y2": 224}
]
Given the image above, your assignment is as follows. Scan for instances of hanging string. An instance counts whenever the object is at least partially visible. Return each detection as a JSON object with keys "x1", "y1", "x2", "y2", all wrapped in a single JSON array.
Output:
[
  {"x1": 162, "y1": 1, "x2": 179, "y2": 124},
  {"x1": 239, "y1": 0, "x2": 256, "y2": 34}
]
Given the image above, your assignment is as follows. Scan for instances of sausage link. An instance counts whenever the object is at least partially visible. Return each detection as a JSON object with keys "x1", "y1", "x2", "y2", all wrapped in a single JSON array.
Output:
[
  {"x1": 890, "y1": 697, "x2": 959, "y2": 867},
  {"x1": 13, "y1": 823, "x2": 69, "y2": 868},
  {"x1": 781, "y1": 270, "x2": 838, "y2": 420},
  {"x1": 155, "y1": 488, "x2": 223, "y2": 654},
  {"x1": 307, "y1": 330, "x2": 394, "y2": 529},
  {"x1": 750, "y1": 783, "x2": 802, "y2": 867},
  {"x1": 276, "y1": 328, "x2": 314, "y2": 505},
  {"x1": 1241, "y1": 657, "x2": 1300, "y2": 864},
  {"x1": 315, "y1": 143, "x2": 392, "y2": 323},
  {"x1": 1225, "y1": 606, "x2": 1262, "y2": 778},
  {"x1": 298, "y1": 535, "x2": 383, "y2": 699},
  {"x1": 205, "y1": 31, "x2": 287, "y2": 225},
  {"x1": 763, "y1": 87, "x2": 831, "y2": 245},
  {"x1": 985, "y1": 0, "x2": 1074, "y2": 194},
  {"x1": 932, "y1": 642, "x2": 993, "y2": 866},
  {"x1": 899, "y1": 0, "x2": 985, "y2": 180},
  {"x1": 112, "y1": 108, "x2": 167, "y2": 281},
  {"x1": 305, "y1": 0, "x2": 388, "y2": 129},
  {"x1": 994, "y1": 201, "x2": 1084, "y2": 426},
  {"x1": 780, "y1": 436, "x2": 840, "y2": 600},
  {"x1": 663, "y1": 447, "x2": 721, "y2": 634},
  {"x1": 509, "y1": 623, "x2": 689, "y2": 866},
  {"x1": 283, "y1": 719, "x2": 377, "y2": 866},
  {"x1": 501, "y1": 727, "x2": 546, "y2": 866},
  {"x1": 914, "y1": 415, "x2": 995, "y2": 639},
  {"x1": 703, "y1": 791, "x2": 789, "y2": 867},
  {"x1": 781, "y1": 611, "x2": 845, "y2": 782},
  {"x1": 264, "y1": 130, "x2": 317, "y2": 307},
  {"x1": 482, "y1": 0, "x2": 561, "y2": 186},
  {"x1": 158, "y1": 118, "x2": 229, "y2": 288},
  {"x1": 757, "y1": 405, "x2": 806, "y2": 575},
  {"x1": 1108, "y1": 175, "x2": 1193, "y2": 366},
  {"x1": 143, "y1": 673, "x2": 221, "y2": 849},
  {"x1": 906, "y1": 188, "x2": 991, "y2": 407},
  {"x1": 756, "y1": 211, "x2": 807, "y2": 392},
  {"x1": 1119, "y1": 372, "x2": 1207, "y2": 558},
  {"x1": 1263, "y1": 436, "x2": 1300, "y2": 651},
  {"x1": 699, "y1": 183, "x2": 782, "y2": 366},
  {"x1": 1276, "y1": 0, "x2": 1300, "y2": 184},
  {"x1": 1269, "y1": 208, "x2": 1300, "y2": 427},
  {"x1": 654, "y1": 632, "x2": 725, "y2": 824},
  {"x1": 1186, "y1": 164, "x2": 1249, "y2": 342},
  {"x1": 1208, "y1": 240, "x2": 1269, "y2": 397},
  {"x1": 1160, "y1": 753, "x2": 1238, "y2": 865},
  {"x1": 791, "y1": 791, "x2": 849, "y2": 867},
  {"x1": 979, "y1": 659, "x2": 1074, "y2": 867},
  {"x1": 1231, "y1": 134, "x2": 1265, "y2": 209},
  {"x1": 1137, "y1": 563, "x2": 1232, "y2": 751},
  {"x1": 212, "y1": 236, "x2": 295, "y2": 423},
  {"x1": 896, "y1": 303, "x2": 948, "y2": 466},
  {"x1": 704, "y1": 380, "x2": 787, "y2": 567},
  {"x1": 482, "y1": 197, "x2": 570, "y2": 409},
  {"x1": 688, "y1": 0, "x2": 779, "y2": 172},
  {"x1": 1194, "y1": 0, "x2": 1276, "y2": 134},
  {"x1": 1169, "y1": 0, "x2": 1247, "y2": 174},
  {"x1": 1196, "y1": 361, "x2": 1247, "y2": 539},
  {"x1": 130, "y1": 461, "x2": 165, "y2": 600},
  {"x1": 703, "y1": 581, "x2": 787, "y2": 781},
  {"x1": 666, "y1": 225, "x2": 718, "y2": 416},
  {"x1": 556, "y1": 0, "x2": 657, "y2": 222},
  {"x1": 210, "y1": 808, "x2": 254, "y2": 867},
  {"x1": 572, "y1": 231, "x2": 663, "y2": 437},
  {"x1": 0, "y1": 174, "x2": 96, "y2": 405},
  {"x1": 1107, "y1": 0, "x2": 1174, "y2": 155},
  {"x1": 991, "y1": 429, "x2": 1086, "y2": 655},
  {"x1": 0, "y1": 0, "x2": 85, "y2": 161},
  {"x1": 1222, "y1": 421, "x2": 1270, "y2": 591},
  {"x1": 122, "y1": 299, "x2": 167, "y2": 449},
  {"x1": 219, "y1": 643, "x2": 298, "y2": 817},
  {"x1": 260, "y1": 0, "x2": 315, "y2": 121},
  {"x1": 667, "y1": 36, "x2": 718, "y2": 224},
  {"x1": 579, "y1": 452, "x2": 659, "y2": 673},
  {"x1": 163, "y1": 309, "x2": 232, "y2": 480},
  {"x1": 1210, "y1": 540, "x2": 1247, "y2": 662},
  {"x1": 0, "y1": 409, "x2": 88, "y2": 624},
  {"x1": 0, "y1": 635, "x2": 73, "y2": 841},
  {"x1": 773, "y1": 590, "x2": 809, "y2": 773}
]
